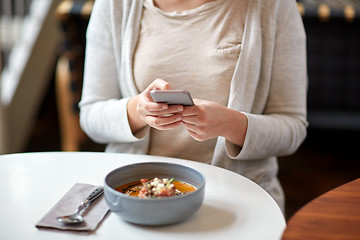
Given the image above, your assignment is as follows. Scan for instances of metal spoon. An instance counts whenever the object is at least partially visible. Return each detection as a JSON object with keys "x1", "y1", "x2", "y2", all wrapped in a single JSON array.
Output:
[{"x1": 56, "y1": 186, "x2": 104, "y2": 224}]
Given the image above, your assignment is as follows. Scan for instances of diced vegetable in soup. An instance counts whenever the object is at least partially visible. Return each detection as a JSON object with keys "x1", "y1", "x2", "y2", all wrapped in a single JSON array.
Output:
[{"x1": 115, "y1": 177, "x2": 196, "y2": 198}]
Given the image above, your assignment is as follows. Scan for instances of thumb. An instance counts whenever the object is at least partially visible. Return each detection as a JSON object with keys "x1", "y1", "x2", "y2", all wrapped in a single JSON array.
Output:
[{"x1": 150, "y1": 78, "x2": 171, "y2": 91}]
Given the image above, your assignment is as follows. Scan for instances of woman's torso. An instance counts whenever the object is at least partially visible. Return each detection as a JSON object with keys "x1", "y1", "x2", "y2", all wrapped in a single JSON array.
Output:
[{"x1": 133, "y1": 0, "x2": 248, "y2": 163}]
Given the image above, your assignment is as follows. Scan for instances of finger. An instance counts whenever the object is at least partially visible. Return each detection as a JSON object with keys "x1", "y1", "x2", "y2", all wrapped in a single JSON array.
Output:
[
  {"x1": 145, "y1": 104, "x2": 183, "y2": 115},
  {"x1": 182, "y1": 121, "x2": 197, "y2": 132},
  {"x1": 137, "y1": 103, "x2": 167, "y2": 121},
  {"x1": 157, "y1": 105, "x2": 183, "y2": 114},
  {"x1": 152, "y1": 121, "x2": 183, "y2": 130},
  {"x1": 144, "y1": 79, "x2": 171, "y2": 104},
  {"x1": 181, "y1": 115, "x2": 197, "y2": 125},
  {"x1": 153, "y1": 78, "x2": 171, "y2": 90},
  {"x1": 142, "y1": 101, "x2": 169, "y2": 112},
  {"x1": 181, "y1": 105, "x2": 197, "y2": 116},
  {"x1": 147, "y1": 79, "x2": 171, "y2": 93},
  {"x1": 145, "y1": 113, "x2": 182, "y2": 127},
  {"x1": 185, "y1": 128, "x2": 203, "y2": 141}
]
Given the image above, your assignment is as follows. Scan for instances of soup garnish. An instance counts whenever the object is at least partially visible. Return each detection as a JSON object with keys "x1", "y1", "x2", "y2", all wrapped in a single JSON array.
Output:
[{"x1": 115, "y1": 177, "x2": 196, "y2": 198}]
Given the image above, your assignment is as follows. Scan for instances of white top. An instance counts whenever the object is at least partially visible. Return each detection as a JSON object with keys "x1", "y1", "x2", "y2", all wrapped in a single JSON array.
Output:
[
  {"x1": 0, "y1": 152, "x2": 286, "y2": 240},
  {"x1": 134, "y1": 0, "x2": 247, "y2": 163},
  {"x1": 79, "y1": 0, "x2": 308, "y2": 212}
]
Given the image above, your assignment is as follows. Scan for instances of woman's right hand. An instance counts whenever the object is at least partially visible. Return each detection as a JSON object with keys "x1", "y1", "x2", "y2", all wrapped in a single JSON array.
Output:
[{"x1": 127, "y1": 79, "x2": 184, "y2": 133}]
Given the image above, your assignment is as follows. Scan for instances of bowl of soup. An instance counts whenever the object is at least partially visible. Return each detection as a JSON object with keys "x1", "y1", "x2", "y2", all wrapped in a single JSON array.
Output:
[{"x1": 104, "y1": 162, "x2": 206, "y2": 225}]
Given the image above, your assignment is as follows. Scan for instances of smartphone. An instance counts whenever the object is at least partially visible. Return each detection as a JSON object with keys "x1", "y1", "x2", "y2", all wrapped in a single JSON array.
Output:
[{"x1": 150, "y1": 90, "x2": 194, "y2": 106}]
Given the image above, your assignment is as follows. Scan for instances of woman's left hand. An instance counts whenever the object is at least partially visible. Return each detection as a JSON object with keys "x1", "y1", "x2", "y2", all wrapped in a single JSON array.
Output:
[{"x1": 181, "y1": 99, "x2": 248, "y2": 147}]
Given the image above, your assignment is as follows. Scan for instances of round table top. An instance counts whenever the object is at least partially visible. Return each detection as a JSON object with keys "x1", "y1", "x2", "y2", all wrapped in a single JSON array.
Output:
[
  {"x1": 282, "y1": 178, "x2": 360, "y2": 240},
  {"x1": 0, "y1": 152, "x2": 285, "y2": 240}
]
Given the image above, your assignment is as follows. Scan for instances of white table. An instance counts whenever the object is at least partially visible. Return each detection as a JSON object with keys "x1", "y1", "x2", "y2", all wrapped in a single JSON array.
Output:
[{"x1": 0, "y1": 152, "x2": 286, "y2": 239}]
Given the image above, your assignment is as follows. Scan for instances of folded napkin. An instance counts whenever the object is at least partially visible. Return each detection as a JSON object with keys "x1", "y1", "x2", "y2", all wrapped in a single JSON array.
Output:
[{"x1": 36, "y1": 183, "x2": 109, "y2": 231}]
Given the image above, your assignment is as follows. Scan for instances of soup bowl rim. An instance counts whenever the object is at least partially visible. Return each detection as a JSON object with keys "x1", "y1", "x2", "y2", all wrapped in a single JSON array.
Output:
[{"x1": 104, "y1": 161, "x2": 206, "y2": 201}]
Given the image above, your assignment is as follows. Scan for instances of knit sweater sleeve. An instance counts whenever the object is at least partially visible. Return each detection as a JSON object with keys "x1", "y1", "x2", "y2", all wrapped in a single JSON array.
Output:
[
  {"x1": 227, "y1": 0, "x2": 308, "y2": 160},
  {"x1": 79, "y1": 0, "x2": 142, "y2": 143}
]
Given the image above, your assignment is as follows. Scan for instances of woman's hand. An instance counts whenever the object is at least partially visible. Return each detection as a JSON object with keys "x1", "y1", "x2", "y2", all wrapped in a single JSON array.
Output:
[
  {"x1": 181, "y1": 99, "x2": 248, "y2": 147},
  {"x1": 127, "y1": 79, "x2": 184, "y2": 133}
]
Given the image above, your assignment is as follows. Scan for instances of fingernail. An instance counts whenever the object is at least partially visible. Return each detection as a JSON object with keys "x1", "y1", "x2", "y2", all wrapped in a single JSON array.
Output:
[
  {"x1": 178, "y1": 106, "x2": 183, "y2": 111},
  {"x1": 162, "y1": 105, "x2": 168, "y2": 109}
]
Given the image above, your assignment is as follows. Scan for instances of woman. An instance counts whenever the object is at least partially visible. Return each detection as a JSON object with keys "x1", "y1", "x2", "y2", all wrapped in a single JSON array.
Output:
[{"x1": 79, "y1": 0, "x2": 308, "y2": 213}]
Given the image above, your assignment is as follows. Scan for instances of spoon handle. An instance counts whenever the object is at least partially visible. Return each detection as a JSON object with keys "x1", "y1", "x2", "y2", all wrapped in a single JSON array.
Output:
[
  {"x1": 78, "y1": 186, "x2": 104, "y2": 212},
  {"x1": 85, "y1": 186, "x2": 104, "y2": 204}
]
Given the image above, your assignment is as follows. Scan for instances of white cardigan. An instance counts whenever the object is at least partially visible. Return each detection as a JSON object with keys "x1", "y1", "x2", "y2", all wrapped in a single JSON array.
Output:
[{"x1": 79, "y1": 0, "x2": 308, "y2": 211}]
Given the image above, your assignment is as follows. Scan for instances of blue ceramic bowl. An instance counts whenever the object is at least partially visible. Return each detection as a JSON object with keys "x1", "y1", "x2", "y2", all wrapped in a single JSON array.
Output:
[{"x1": 104, "y1": 162, "x2": 206, "y2": 225}]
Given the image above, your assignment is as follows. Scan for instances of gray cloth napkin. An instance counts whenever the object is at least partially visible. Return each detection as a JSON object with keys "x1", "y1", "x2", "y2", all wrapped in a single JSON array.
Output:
[{"x1": 36, "y1": 183, "x2": 109, "y2": 231}]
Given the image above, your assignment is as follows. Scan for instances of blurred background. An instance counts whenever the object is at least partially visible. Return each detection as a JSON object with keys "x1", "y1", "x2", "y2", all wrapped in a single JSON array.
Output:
[{"x1": 0, "y1": 0, "x2": 359, "y2": 220}]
